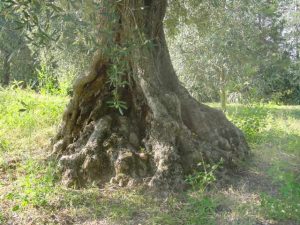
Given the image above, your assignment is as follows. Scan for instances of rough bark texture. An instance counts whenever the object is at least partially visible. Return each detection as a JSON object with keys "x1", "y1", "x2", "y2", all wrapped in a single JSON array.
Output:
[{"x1": 52, "y1": 0, "x2": 249, "y2": 190}]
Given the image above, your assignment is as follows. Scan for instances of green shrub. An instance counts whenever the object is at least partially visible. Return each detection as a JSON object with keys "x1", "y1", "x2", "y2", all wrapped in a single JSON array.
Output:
[
  {"x1": 227, "y1": 104, "x2": 270, "y2": 142},
  {"x1": 36, "y1": 64, "x2": 60, "y2": 95},
  {"x1": 36, "y1": 63, "x2": 75, "y2": 96}
]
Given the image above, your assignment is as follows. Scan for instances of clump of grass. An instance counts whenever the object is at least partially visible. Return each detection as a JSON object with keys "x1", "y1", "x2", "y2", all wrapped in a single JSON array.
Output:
[
  {"x1": 0, "y1": 138, "x2": 10, "y2": 152},
  {"x1": 182, "y1": 195, "x2": 217, "y2": 225}
]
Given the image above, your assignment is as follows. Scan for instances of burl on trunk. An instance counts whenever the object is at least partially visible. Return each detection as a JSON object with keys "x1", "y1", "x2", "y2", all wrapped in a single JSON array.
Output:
[{"x1": 51, "y1": 0, "x2": 249, "y2": 190}]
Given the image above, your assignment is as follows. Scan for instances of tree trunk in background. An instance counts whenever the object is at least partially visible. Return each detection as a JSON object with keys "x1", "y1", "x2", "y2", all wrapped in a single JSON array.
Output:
[
  {"x1": 220, "y1": 68, "x2": 227, "y2": 112},
  {"x1": 52, "y1": 0, "x2": 249, "y2": 190},
  {"x1": 2, "y1": 53, "x2": 10, "y2": 86}
]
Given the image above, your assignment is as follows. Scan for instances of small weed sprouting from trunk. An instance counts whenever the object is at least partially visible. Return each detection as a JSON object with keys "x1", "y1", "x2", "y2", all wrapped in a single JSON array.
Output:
[
  {"x1": 181, "y1": 159, "x2": 224, "y2": 225},
  {"x1": 185, "y1": 158, "x2": 223, "y2": 192}
]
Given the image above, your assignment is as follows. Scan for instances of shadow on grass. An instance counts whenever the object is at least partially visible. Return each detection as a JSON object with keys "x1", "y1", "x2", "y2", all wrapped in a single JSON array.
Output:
[
  {"x1": 36, "y1": 187, "x2": 216, "y2": 225},
  {"x1": 54, "y1": 188, "x2": 149, "y2": 224}
]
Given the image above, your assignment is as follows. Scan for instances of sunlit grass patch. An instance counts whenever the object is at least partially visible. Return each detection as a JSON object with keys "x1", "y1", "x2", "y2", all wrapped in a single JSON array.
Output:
[
  {"x1": 0, "y1": 87, "x2": 67, "y2": 161},
  {"x1": 0, "y1": 87, "x2": 66, "y2": 132},
  {"x1": 0, "y1": 87, "x2": 67, "y2": 224}
]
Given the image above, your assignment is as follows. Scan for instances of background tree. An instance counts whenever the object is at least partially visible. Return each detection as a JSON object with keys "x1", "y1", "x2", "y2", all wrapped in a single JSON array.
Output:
[
  {"x1": 166, "y1": 0, "x2": 261, "y2": 110},
  {"x1": 0, "y1": 0, "x2": 96, "y2": 93},
  {"x1": 276, "y1": 0, "x2": 300, "y2": 104},
  {"x1": 0, "y1": 16, "x2": 34, "y2": 85},
  {"x1": 166, "y1": 0, "x2": 299, "y2": 106}
]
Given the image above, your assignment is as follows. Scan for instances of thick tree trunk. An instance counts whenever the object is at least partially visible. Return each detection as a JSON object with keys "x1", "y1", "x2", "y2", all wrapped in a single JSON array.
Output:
[
  {"x1": 2, "y1": 53, "x2": 10, "y2": 86},
  {"x1": 52, "y1": 0, "x2": 249, "y2": 190}
]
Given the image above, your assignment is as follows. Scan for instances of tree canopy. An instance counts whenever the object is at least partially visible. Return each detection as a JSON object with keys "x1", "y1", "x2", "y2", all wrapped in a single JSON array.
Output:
[{"x1": 1, "y1": 0, "x2": 299, "y2": 105}]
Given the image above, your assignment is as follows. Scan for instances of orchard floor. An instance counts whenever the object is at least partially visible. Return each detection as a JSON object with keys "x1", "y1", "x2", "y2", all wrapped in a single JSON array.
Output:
[{"x1": 0, "y1": 88, "x2": 299, "y2": 225}]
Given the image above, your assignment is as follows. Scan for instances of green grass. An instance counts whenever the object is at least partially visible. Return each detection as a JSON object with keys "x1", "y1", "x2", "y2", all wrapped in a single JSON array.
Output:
[
  {"x1": 261, "y1": 166, "x2": 300, "y2": 222},
  {"x1": 0, "y1": 87, "x2": 66, "y2": 155},
  {"x1": 0, "y1": 89, "x2": 299, "y2": 224},
  {"x1": 224, "y1": 103, "x2": 300, "y2": 224},
  {"x1": 0, "y1": 87, "x2": 67, "y2": 224}
]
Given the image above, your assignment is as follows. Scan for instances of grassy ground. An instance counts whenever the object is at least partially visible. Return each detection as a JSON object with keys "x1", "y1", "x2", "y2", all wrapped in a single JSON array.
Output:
[{"x1": 0, "y1": 88, "x2": 299, "y2": 225}]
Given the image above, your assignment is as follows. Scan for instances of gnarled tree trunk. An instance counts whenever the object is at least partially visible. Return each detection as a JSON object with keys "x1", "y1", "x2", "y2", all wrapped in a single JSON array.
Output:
[{"x1": 52, "y1": 0, "x2": 249, "y2": 190}]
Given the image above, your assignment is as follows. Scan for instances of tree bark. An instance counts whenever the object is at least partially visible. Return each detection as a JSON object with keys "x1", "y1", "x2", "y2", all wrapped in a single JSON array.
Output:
[
  {"x1": 2, "y1": 53, "x2": 10, "y2": 86},
  {"x1": 220, "y1": 67, "x2": 227, "y2": 112},
  {"x1": 52, "y1": 0, "x2": 249, "y2": 190}
]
